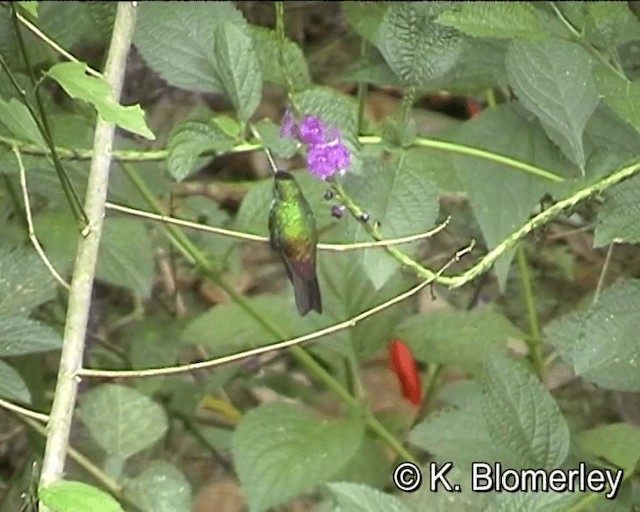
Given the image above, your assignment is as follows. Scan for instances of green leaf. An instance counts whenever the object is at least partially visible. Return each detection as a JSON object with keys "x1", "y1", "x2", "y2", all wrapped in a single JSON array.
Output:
[
  {"x1": 46, "y1": 62, "x2": 154, "y2": 140},
  {"x1": 395, "y1": 310, "x2": 520, "y2": 368},
  {"x1": 343, "y1": 2, "x2": 389, "y2": 43},
  {"x1": 39, "y1": 480, "x2": 124, "y2": 512},
  {"x1": 326, "y1": 482, "x2": 412, "y2": 512},
  {"x1": 35, "y1": 213, "x2": 154, "y2": 297},
  {"x1": 419, "y1": 38, "x2": 508, "y2": 95},
  {"x1": 124, "y1": 462, "x2": 191, "y2": 512},
  {"x1": 251, "y1": 26, "x2": 310, "y2": 90},
  {"x1": 376, "y1": 3, "x2": 462, "y2": 86},
  {"x1": 78, "y1": 384, "x2": 168, "y2": 459},
  {"x1": 344, "y1": 151, "x2": 439, "y2": 289},
  {"x1": 0, "y1": 316, "x2": 61, "y2": 356},
  {"x1": 594, "y1": 65, "x2": 640, "y2": 134},
  {"x1": 181, "y1": 296, "x2": 304, "y2": 356},
  {"x1": 214, "y1": 22, "x2": 262, "y2": 120},
  {"x1": 450, "y1": 104, "x2": 571, "y2": 290},
  {"x1": 578, "y1": 423, "x2": 640, "y2": 472},
  {"x1": 506, "y1": 39, "x2": 599, "y2": 168},
  {"x1": 409, "y1": 386, "x2": 513, "y2": 466},
  {"x1": 99, "y1": 218, "x2": 154, "y2": 297},
  {"x1": 167, "y1": 120, "x2": 235, "y2": 182},
  {"x1": 232, "y1": 402, "x2": 364, "y2": 512},
  {"x1": 0, "y1": 247, "x2": 56, "y2": 317},
  {"x1": 546, "y1": 279, "x2": 640, "y2": 391},
  {"x1": 18, "y1": 1, "x2": 38, "y2": 18},
  {"x1": 252, "y1": 119, "x2": 299, "y2": 159},
  {"x1": 437, "y1": 2, "x2": 547, "y2": 40},
  {"x1": 585, "y1": 2, "x2": 640, "y2": 49},
  {"x1": 134, "y1": 2, "x2": 246, "y2": 94},
  {"x1": 318, "y1": 252, "x2": 410, "y2": 359},
  {"x1": 485, "y1": 491, "x2": 579, "y2": 512},
  {"x1": 595, "y1": 174, "x2": 640, "y2": 245},
  {"x1": 0, "y1": 97, "x2": 46, "y2": 148},
  {"x1": 0, "y1": 359, "x2": 31, "y2": 404},
  {"x1": 482, "y1": 355, "x2": 570, "y2": 468}
]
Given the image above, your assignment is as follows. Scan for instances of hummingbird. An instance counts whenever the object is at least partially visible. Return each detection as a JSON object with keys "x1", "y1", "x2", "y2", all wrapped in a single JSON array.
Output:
[{"x1": 268, "y1": 171, "x2": 322, "y2": 316}]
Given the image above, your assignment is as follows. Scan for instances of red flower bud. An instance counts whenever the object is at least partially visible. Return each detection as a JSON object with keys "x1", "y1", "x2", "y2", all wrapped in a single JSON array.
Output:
[{"x1": 388, "y1": 340, "x2": 422, "y2": 406}]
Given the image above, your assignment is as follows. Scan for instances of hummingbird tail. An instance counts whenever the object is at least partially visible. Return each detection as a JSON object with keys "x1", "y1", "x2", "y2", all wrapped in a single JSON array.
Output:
[{"x1": 291, "y1": 272, "x2": 322, "y2": 316}]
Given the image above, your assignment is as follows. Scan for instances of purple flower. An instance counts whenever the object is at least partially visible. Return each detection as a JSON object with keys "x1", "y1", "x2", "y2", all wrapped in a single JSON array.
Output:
[
  {"x1": 298, "y1": 115, "x2": 326, "y2": 145},
  {"x1": 280, "y1": 111, "x2": 351, "y2": 180}
]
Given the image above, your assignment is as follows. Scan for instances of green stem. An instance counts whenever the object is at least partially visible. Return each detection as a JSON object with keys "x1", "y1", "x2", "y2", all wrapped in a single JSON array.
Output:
[
  {"x1": 361, "y1": 135, "x2": 564, "y2": 183},
  {"x1": 516, "y1": 245, "x2": 543, "y2": 377},
  {"x1": 120, "y1": 163, "x2": 417, "y2": 463},
  {"x1": 9, "y1": 5, "x2": 88, "y2": 227}
]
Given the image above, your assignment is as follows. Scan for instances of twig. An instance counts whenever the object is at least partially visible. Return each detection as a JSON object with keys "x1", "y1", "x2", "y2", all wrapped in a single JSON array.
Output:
[
  {"x1": 13, "y1": 146, "x2": 70, "y2": 290},
  {"x1": 594, "y1": 243, "x2": 615, "y2": 302},
  {"x1": 105, "y1": 201, "x2": 450, "y2": 251},
  {"x1": 0, "y1": 397, "x2": 49, "y2": 423},
  {"x1": 78, "y1": 240, "x2": 475, "y2": 379},
  {"x1": 38, "y1": 2, "x2": 137, "y2": 493}
]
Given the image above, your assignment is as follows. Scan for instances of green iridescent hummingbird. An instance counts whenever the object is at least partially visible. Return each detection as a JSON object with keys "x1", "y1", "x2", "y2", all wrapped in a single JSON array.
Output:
[{"x1": 268, "y1": 170, "x2": 322, "y2": 316}]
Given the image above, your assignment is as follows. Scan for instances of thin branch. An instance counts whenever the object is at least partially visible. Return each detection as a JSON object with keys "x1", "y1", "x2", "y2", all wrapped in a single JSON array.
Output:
[
  {"x1": 39, "y1": 2, "x2": 137, "y2": 492},
  {"x1": 594, "y1": 243, "x2": 615, "y2": 302},
  {"x1": 78, "y1": 240, "x2": 475, "y2": 380},
  {"x1": 0, "y1": 397, "x2": 49, "y2": 423},
  {"x1": 14, "y1": 146, "x2": 70, "y2": 290},
  {"x1": 105, "y1": 201, "x2": 450, "y2": 251}
]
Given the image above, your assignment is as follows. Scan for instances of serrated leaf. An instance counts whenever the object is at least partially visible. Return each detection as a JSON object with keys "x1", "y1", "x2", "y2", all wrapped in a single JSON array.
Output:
[
  {"x1": 595, "y1": 174, "x2": 640, "y2": 245},
  {"x1": 46, "y1": 62, "x2": 154, "y2": 139},
  {"x1": 377, "y1": 3, "x2": 462, "y2": 86},
  {"x1": 0, "y1": 97, "x2": 46, "y2": 148},
  {"x1": 420, "y1": 38, "x2": 508, "y2": 94},
  {"x1": 450, "y1": 104, "x2": 571, "y2": 290},
  {"x1": 594, "y1": 65, "x2": 640, "y2": 133},
  {"x1": 0, "y1": 316, "x2": 61, "y2": 356},
  {"x1": 482, "y1": 355, "x2": 570, "y2": 469},
  {"x1": 134, "y1": 2, "x2": 246, "y2": 94},
  {"x1": 506, "y1": 39, "x2": 599, "y2": 168},
  {"x1": 409, "y1": 389, "x2": 512, "y2": 466},
  {"x1": 79, "y1": 384, "x2": 168, "y2": 459},
  {"x1": 546, "y1": 279, "x2": 640, "y2": 391},
  {"x1": 437, "y1": 2, "x2": 547, "y2": 40},
  {"x1": 124, "y1": 462, "x2": 191, "y2": 512},
  {"x1": 344, "y1": 151, "x2": 438, "y2": 289},
  {"x1": 0, "y1": 247, "x2": 56, "y2": 317},
  {"x1": 577, "y1": 423, "x2": 640, "y2": 472},
  {"x1": 326, "y1": 482, "x2": 411, "y2": 512},
  {"x1": 181, "y1": 296, "x2": 304, "y2": 356},
  {"x1": 35, "y1": 213, "x2": 154, "y2": 297},
  {"x1": 395, "y1": 310, "x2": 520, "y2": 368},
  {"x1": 0, "y1": 359, "x2": 31, "y2": 404},
  {"x1": 214, "y1": 22, "x2": 262, "y2": 120},
  {"x1": 232, "y1": 402, "x2": 365, "y2": 512},
  {"x1": 167, "y1": 120, "x2": 235, "y2": 181},
  {"x1": 251, "y1": 26, "x2": 310, "y2": 90},
  {"x1": 39, "y1": 480, "x2": 124, "y2": 512},
  {"x1": 485, "y1": 490, "x2": 579, "y2": 512}
]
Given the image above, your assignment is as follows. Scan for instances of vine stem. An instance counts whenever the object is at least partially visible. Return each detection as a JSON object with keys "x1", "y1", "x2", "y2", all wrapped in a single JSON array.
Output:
[{"x1": 38, "y1": 2, "x2": 137, "y2": 500}]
